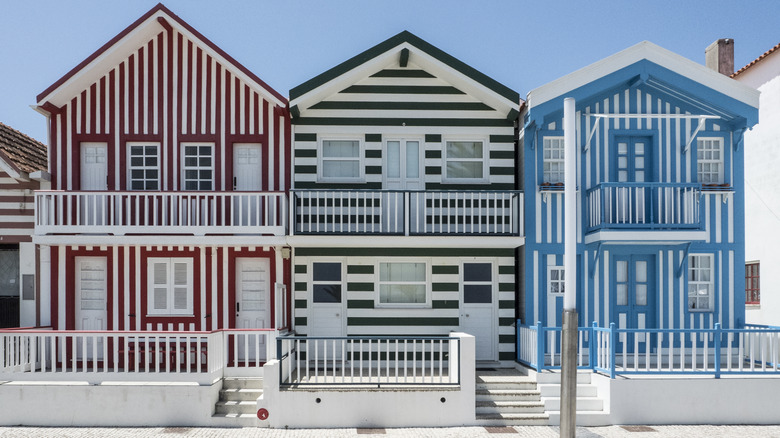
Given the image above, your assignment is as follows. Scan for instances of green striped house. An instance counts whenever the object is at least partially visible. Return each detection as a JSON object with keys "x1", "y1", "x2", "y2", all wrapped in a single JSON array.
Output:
[{"x1": 288, "y1": 31, "x2": 524, "y2": 364}]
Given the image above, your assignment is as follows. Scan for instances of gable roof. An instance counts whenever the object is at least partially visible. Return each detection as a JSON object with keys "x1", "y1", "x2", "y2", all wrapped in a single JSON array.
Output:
[
  {"x1": 0, "y1": 122, "x2": 48, "y2": 176},
  {"x1": 732, "y1": 42, "x2": 780, "y2": 78},
  {"x1": 37, "y1": 3, "x2": 286, "y2": 110},
  {"x1": 289, "y1": 31, "x2": 520, "y2": 117},
  {"x1": 526, "y1": 41, "x2": 759, "y2": 119}
]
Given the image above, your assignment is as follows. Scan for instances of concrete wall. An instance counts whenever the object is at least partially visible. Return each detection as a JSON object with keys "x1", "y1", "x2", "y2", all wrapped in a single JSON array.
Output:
[
  {"x1": 601, "y1": 375, "x2": 780, "y2": 424},
  {"x1": 0, "y1": 381, "x2": 220, "y2": 427},
  {"x1": 258, "y1": 333, "x2": 476, "y2": 428},
  {"x1": 740, "y1": 50, "x2": 780, "y2": 326}
]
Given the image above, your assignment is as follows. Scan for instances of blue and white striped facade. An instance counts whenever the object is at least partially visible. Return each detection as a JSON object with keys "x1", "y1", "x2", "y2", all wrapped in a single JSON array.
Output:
[{"x1": 521, "y1": 42, "x2": 759, "y2": 333}]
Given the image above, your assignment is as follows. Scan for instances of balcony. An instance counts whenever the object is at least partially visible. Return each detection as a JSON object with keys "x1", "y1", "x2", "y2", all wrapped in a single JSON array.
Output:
[
  {"x1": 291, "y1": 189, "x2": 523, "y2": 237},
  {"x1": 35, "y1": 191, "x2": 287, "y2": 236},
  {"x1": 585, "y1": 183, "x2": 702, "y2": 241}
]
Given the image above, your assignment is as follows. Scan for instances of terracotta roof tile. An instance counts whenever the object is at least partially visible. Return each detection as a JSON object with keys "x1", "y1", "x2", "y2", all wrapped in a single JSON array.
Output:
[
  {"x1": 0, "y1": 122, "x2": 48, "y2": 174},
  {"x1": 732, "y1": 42, "x2": 780, "y2": 78}
]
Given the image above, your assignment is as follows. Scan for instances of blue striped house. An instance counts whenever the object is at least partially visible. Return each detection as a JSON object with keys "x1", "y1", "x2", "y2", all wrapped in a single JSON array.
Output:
[
  {"x1": 288, "y1": 31, "x2": 523, "y2": 364},
  {"x1": 520, "y1": 42, "x2": 759, "y2": 336}
]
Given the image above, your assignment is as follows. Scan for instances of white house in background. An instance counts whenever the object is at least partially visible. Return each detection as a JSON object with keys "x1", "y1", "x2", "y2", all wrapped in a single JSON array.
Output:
[{"x1": 732, "y1": 42, "x2": 780, "y2": 326}]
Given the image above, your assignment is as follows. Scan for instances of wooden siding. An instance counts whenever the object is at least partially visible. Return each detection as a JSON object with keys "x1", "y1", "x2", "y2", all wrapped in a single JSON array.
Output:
[
  {"x1": 0, "y1": 172, "x2": 40, "y2": 243},
  {"x1": 523, "y1": 82, "x2": 745, "y2": 330},
  {"x1": 293, "y1": 64, "x2": 516, "y2": 190},
  {"x1": 293, "y1": 247, "x2": 516, "y2": 361},
  {"x1": 45, "y1": 28, "x2": 289, "y2": 192},
  {"x1": 50, "y1": 245, "x2": 289, "y2": 331}
]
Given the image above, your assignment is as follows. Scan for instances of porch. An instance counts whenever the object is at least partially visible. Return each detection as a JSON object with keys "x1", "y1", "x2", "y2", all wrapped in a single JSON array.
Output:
[
  {"x1": 34, "y1": 191, "x2": 288, "y2": 236},
  {"x1": 517, "y1": 322, "x2": 780, "y2": 378},
  {"x1": 291, "y1": 189, "x2": 523, "y2": 236}
]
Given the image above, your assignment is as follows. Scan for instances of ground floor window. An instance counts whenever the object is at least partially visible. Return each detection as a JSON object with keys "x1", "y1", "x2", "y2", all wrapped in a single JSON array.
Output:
[
  {"x1": 548, "y1": 265, "x2": 564, "y2": 296},
  {"x1": 377, "y1": 262, "x2": 428, "y2": 306},
  {"x1": 746, "y1": 261, "x2": 760, "y2": 305},
  {"x1": 147, "y1": 258, "x2": 194, "y2": 315},
  {"x1": 688, "y1": 254, "x2": 713, "y2": 311}
]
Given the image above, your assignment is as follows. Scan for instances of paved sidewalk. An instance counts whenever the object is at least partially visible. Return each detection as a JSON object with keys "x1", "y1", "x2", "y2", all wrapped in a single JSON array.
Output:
[{"x1": 2, "y1": 426, "x2": 780, "y2": 437}]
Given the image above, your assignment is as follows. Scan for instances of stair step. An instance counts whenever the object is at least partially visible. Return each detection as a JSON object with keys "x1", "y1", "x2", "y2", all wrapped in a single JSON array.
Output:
[
  {"x1": 543, "y1": 397, "x2": 604, "y2": 411},
  {"x1": 215, "y1": 400, "x2": 256, "y2": 415},
  {"x1": 210, "y1": 413, "x2": 260, "y2": 427},
  {"x1": 475, "y1": 389, "x2": 541, "y2": 401},
  {"x1": 476, "y1": 381, "x2": 538, "y2": 390},
  {"x1": 475, "y1": 412, "x2": 549, "y2": 426},
  {"x1": 538, "y1": 383, "x2": 598, "y2": 397},
  {"x1": 534, "y1": 372, "x2": 592, "y2": 384},
  {"x1": 220, "y1": 388, "x2": 263, "y2": 402},
  {"x1": 476, "y1": 401, "x2": 545, "y2": 414},
  {"x1": 221, "y1": 378, "x2": 263, "y2": 390}
]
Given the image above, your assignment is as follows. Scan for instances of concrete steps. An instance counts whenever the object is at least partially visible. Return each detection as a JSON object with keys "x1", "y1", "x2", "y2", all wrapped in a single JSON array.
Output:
[
  {"x1": 474, "y1": 370, "x2": 549, "y2": 426},
  {"x1": 211, "y1": 378, "x2": 263, "y2": 427},
  {"x1": 533, "y1": 370, "x2": 610, "y2": 426}
]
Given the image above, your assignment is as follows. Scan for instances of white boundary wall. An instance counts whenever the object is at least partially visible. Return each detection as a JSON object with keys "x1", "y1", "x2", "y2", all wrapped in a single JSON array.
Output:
[
  {"x1": 258, "y1": 333, "x2": 476, "y2": 428},
  {"x1": 0, "y1": 381, "x2": 221, "y2": 426}
]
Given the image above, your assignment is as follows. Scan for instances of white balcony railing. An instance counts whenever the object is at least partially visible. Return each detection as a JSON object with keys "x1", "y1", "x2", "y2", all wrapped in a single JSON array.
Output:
[
  {"x1": 292, "y1": 190, "x2": 523, "y2": 236},
  {"x1": 35, "y1": 191, "x2": 287, "y2": 236}
]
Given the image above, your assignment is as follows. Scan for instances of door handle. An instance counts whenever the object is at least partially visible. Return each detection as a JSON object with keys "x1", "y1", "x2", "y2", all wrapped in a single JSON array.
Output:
[
  {"x1": 236, "y1": 302, "x2": 240, "y2": 313},
  {"x1": 233, "y1": 177, "x2": 237, "y2": 190}
]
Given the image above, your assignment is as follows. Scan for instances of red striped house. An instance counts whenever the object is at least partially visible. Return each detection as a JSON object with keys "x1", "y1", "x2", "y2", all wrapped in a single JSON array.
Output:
[
  {"x1": 33, "y1": 5, "x2": 291, "y2": 344},
  {"x1": 0, "y1": 123, "x2": 49, "y2": 328}
]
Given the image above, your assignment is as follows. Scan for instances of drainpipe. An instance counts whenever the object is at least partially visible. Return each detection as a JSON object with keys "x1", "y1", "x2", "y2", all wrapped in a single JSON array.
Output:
[{"x1": 560, "y1": 97, "x2": 578, "y2": 437}]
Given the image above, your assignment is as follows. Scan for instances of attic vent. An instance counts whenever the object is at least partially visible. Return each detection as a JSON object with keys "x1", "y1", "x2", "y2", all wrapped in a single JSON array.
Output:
[{"x1": 399, "y1": 48, "x2": 409, "y2": 68}]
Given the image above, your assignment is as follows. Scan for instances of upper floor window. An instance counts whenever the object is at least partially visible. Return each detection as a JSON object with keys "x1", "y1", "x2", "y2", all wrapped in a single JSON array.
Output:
[
  {"x1": 319, "y1": 140, "x2": 362, "y2": 181},
  {"x1": 148, "y1": 257, "x2": 193, "y2": 316},
  {"x1": 543, "y1": 137, "x2": 565, "y2": 184},
  {"x1": 746, "y1": 261, "x2": 760, "y2": 305},
  {"x1": 688, "y1": 254, "x2": 713, "y2": 312},
  {"x1": 129, "y1": 143, "x2": 159, "y2": 190},
  {"x1": 697, "y1": 138, "x2": 724, "y2": 184},
  {"x1": 183, "y1": 144, "x2": 213, "y2": 190},
  {"x1": 444, "y1": 141, "x2": 487, "y2": 182}
]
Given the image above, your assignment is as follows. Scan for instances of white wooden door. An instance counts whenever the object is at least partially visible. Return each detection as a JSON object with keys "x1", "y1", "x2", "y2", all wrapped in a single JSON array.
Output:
[
  {"x1": 384, "y1": 139, "x2": 423, "y2": 232},
  {"x1": 76, "y1": 257, "x2": 107, "y2": 360},
  {"x1": 80, "y1": 143, "x2": 108, "y2": 226},
  {"x1": 460, "y1": 262, "x2": 497, "y2": 361},
  {"x1": 236, "y1": 258, "x2": 271, "y2": 361},
  {"x1": 309, "y1": 262, "x2": 346, "y2": 362},
  {"x1": 233, "y1": 144, "x2": 262, "y2": 227}
]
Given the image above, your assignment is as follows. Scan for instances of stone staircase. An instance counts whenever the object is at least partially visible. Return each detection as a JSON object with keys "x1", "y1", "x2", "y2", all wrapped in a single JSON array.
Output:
[
  {"x1": 211, "y1": 378, "x2": 263, "y2": 427},
  {"x1": 474, "y1": 369, "x2": 549, "y2": 425},
  {"x1": 534, "y1": 370, "x2": 610, "y2": 426}
]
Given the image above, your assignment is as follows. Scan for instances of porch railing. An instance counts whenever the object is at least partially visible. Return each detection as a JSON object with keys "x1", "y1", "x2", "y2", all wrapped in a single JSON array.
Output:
[
  {"x1": 586, "y1": 182, "x2": 701, "y2": 232},
  {"x1": 35, "y1": 191, "x2": 287, "y2": 236},
  {"x1": 0, "y1": 328, "x2": 278, "y2": 384},
  {"x1": 518, "y1": 321, "x2": 780, "y2": 378},
  {"x1": 277, "y1": 336, "x2": 460, "y2": 387},
  {"x1": 291, "y1": 190, "x2": 523, "y2": 236}
]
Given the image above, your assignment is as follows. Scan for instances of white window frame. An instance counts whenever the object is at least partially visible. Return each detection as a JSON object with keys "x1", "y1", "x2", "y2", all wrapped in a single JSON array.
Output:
[
  {"x1": 317, "y1": 137, "x2": 364, "y2": 183},
  {"x1": 688, "y1": 254, "x2": 714, "y2": 312},
  {"x1": 147, "y1": 257, "x2": 194, "y2": 316},
  {"x1": 181, "y1": 143, "x2": 214, "y2": 191},
  {"x1": 696, "y1": 137, "x2": 724, "y2": 184},
  {"x1": 442, "y1": 138, "x2": 489, "y2": 184},
  {"x1": 548, "y1": 265, "x2": 565, "y2": 295},
  {"x1": 375, "y1": 260, "x2": 431, "y2": 308},
  {"x1": 127, "y1": 142, "x2": 160, "y2": 190},
  {"x1": 542, "y1": 136, "x2": 565, "y2": 184}
]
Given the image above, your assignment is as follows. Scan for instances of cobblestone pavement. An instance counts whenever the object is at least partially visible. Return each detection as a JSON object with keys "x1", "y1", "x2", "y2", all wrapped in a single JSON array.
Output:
[{"x1": 2, "y1": 426, "x2": 780, "y2": 437}]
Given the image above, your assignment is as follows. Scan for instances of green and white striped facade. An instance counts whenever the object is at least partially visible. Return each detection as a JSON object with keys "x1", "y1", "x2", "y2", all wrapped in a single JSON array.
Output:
[{"x1": 288, "y1": 31, "x2": 523, "y2": 364}]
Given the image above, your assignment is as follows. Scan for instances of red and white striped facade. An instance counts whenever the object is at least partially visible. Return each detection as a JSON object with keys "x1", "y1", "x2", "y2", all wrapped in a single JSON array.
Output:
[{"x1": 34, "y1": 5, "x2": 292, "y2": 332}]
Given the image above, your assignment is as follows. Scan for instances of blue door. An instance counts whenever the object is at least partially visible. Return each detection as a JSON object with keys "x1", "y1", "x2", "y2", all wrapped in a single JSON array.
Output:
[
  {"x1": 613, "y1": 254, "x2": 655, "y2": 353},
  {"x1": 613, "y1": 136, "x2": 652, "y2": 225}
]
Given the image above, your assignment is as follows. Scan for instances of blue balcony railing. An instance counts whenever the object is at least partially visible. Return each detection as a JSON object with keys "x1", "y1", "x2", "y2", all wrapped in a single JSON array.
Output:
[{"x1": 586, "y1": 182, "x2": 701, "y2": 232}]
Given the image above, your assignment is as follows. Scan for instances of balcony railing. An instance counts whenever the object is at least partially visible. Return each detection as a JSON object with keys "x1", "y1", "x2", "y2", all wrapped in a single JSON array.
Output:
[
  {"x1": 35, "y1": 191, "x2": 287, "y2": 236},
  {"x1": 586, "y1": 182, "x2": 701, "y2": 232},
  {"x1": 291, "y1": 189, "x2": 523, "y2": 236}
]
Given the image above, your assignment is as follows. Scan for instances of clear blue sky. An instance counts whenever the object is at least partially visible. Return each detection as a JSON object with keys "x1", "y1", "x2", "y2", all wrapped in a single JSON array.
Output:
[{"x1": 0, "y1": 0, "x2": 777, "y2": 143}]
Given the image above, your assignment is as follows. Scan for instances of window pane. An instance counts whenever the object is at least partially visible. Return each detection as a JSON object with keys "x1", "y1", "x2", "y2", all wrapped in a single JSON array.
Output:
[
  {"x1": 636, "y1": 285, "x2": 647, "y2": 306},
  {"x1": 154, "y1": 263, "x2": 167, "y2": 285},
  {"x1": 173, "y1": 288, "x2": 188, "y2": 310},
  {"x1": 446, "y1": 161, "x2": 483, "y2": 179},
  {"x1": 380, "y1": 263, "x2": 425, "y2": 282},
  {"x1": 464, "y1": 284, "x2": 492, "y2": 303},
  {"x1": 174, "y1": 263, "x2": 188, "y2": 285},
  {"x1": 313, "y1": 284, "x2": 341, "y2": 303},
  {"x1": 464, "y1": 263, "x2": 491, "y2": 282},
  {"x1": 313, "y1": 263, "x2": 341, "y2": 282},
  {"x1": 387, "y1": 141, "x2": 400, "y2": 178},
  {"x1": 616, "y1": 284, "x2": 628, "y2": 306},
  {"x1": 323, "y1": 140, "x2": 359, "y2": 158},
  {"x1": 447, "y1": 142, "x2": 482, "y2": 159},
  {"x1": 616, "y1": 261, "x2": 628, "y2": 282},
  {"x1": 380, "y1": 284, "x2": 425, "y2": 304},
  {"x1": 154, "y1": 288, "x2": 167, "y2": 309},
  {"x1": 323, "y1": 161, "x2": 359, "y2": 178},
  {"x1": 406, "y1": 141, "x2": 419, "y2": 178}
]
